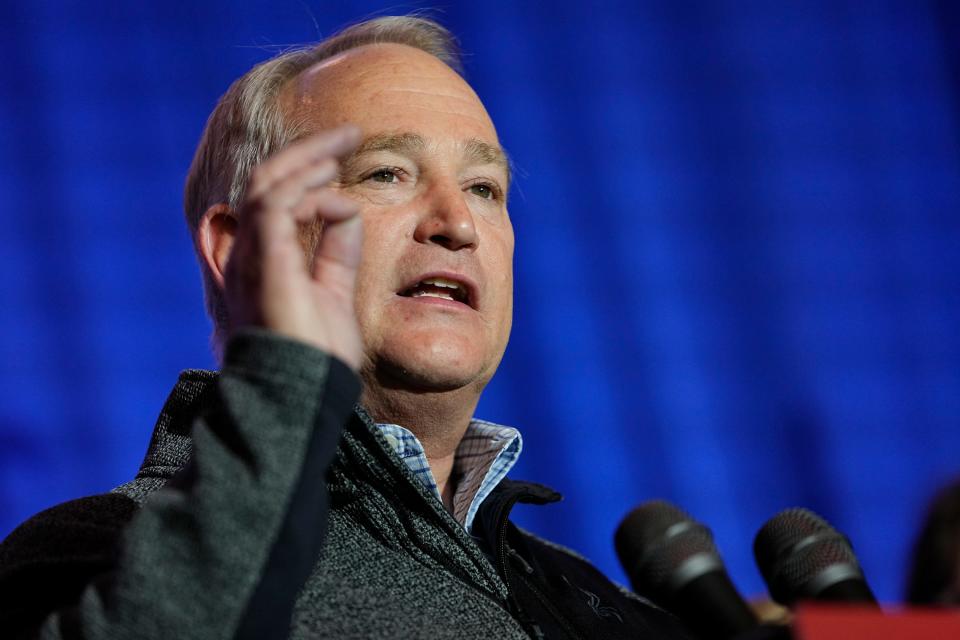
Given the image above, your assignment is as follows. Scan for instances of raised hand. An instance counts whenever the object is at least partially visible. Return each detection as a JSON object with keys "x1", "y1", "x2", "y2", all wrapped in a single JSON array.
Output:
[{"x1": 224, "y1": 125, "x2": 364, "y2": 370}]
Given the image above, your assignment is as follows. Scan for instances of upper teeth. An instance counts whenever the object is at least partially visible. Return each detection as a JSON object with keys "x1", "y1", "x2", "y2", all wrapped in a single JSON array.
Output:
[
  {"x1": 405, "y1": 277, "x2": 467, "y2": 303},
  {"x1": 421, "y1": 278, "x2": 461, "y2": 289}
]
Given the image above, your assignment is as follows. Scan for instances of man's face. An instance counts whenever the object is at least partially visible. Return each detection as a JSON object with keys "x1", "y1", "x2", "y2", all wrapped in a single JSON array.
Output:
[{"x1": 281, "y1": 44, "x2": 514, "y2": 393}]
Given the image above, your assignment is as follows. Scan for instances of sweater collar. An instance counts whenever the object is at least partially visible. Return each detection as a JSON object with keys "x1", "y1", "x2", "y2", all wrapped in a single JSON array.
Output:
[
  {"x1": 137, "y1": 369, "x2": 560, "y2": 514},
  {"x1": 137, "y1": 369, "x2": 216, "y2": 477}
]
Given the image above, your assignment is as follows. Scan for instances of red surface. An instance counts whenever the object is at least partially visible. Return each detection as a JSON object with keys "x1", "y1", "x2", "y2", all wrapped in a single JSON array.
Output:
[{"x1": 795, "y1": 604, "x2": 960, "y2": 640}]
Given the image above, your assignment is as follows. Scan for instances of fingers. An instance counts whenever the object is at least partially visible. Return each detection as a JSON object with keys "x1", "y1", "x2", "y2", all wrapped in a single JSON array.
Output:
[
  {"x1": 246, "y1": 124, "x2": 360, "y2": 200},
  {"x1": 313, "y1": 214, "x2": 363, "y2": 292},
  {"x1": 223, "y1": 125, "x2": 366, "y2": 362},
  {"x1": 239, "y1": 128, "x2": 361, "y2": 245},
  {"x1": 249, "y1": 158, "x2": 357, "y2": 224},
  {"x1": 290, "y1": 187, "x2": 358, "y2": 223},
  {"x1": 239, "y1": 140, "x2": 358, "y2": 262},
  {"x1": 227, "y1": 123, "x2": 363, "y2": 299}
]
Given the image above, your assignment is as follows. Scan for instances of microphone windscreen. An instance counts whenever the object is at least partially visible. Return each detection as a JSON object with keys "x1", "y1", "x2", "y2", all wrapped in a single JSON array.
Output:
[
  {"x1": 615, "y1": 500, "x2": 723, "y2": 597},
  {"x1": 616, "y1": 500, "x2": 759, "y2": 640},
  {"x1": 753, "y1": 508, "x2": 876, "y2": 606}
]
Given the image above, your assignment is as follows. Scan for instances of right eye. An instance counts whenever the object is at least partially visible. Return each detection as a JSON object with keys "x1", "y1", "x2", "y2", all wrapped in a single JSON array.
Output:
[{"x1": 365, "y1": 168, "x2": 402, "y2": 183}]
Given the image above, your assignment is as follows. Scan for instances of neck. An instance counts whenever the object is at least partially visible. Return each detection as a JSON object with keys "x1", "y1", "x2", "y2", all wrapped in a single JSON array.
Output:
[{"x1": 360, "y1": 379, "x2": 480, "y2": 508}]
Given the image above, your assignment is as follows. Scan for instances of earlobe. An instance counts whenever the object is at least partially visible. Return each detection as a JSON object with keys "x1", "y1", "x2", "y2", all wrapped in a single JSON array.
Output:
[{"x1": 196, "y1": 203, "x2": 238, "y2": 289}]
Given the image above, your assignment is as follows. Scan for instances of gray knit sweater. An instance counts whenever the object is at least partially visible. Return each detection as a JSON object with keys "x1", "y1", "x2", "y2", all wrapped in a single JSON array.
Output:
[{"x1": 0, "y1": 330, "x2": 693, "y2": 639}]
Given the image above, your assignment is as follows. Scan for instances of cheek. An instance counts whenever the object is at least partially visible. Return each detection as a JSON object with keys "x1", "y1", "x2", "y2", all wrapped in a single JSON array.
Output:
[
  {"x1": 352, "y1": 236, "x2": 390, "y2": 326},
  {"x1": 486, "y1": 229, "x2": 515, "y2": 311},
  {"x1": 484, "y1": 212, "x2": 514, "y2": 259},
  {"x1": 357, "y1": 209, "x2": 403, "y2": 274},
  {"x1": 358, "y1": 204, "x2": 415, "y2": 251},
  {"x1": 352, "y1": 270, "x2": 380, "y2": 349},
  {"x1": 352, "y1": 212, "x2": 410, "y2": 325}
]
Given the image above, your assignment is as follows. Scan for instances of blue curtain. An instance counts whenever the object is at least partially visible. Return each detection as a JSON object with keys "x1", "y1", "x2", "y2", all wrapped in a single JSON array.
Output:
[{"x1": 2, "y1": 0, "x2": 958, "y2": 603}]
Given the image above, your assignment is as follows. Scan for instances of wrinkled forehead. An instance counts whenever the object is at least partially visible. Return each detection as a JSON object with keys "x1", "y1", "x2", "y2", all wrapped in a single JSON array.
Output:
[{"x1": 279, "y1": 43, "x2": 499, "y2": 143}]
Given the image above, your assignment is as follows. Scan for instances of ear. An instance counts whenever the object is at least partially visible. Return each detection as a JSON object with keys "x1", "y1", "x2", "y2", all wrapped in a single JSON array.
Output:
[{"x1": 196, "y1": 203, "x2": 237, "y2": 290}]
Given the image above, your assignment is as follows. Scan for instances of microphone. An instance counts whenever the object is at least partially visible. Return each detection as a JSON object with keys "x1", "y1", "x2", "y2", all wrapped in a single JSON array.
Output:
[
  {"x1": 615, "y1": 500, "x2": 759, "y2": 640},
  {"x1": 753, "y1": 508, "x2": 877, "y2": 607}
]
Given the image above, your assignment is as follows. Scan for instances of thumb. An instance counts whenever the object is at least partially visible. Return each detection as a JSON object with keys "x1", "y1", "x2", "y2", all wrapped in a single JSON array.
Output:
[{"x1": 312, "y1": 213, "x2": 363, "y2": 292}]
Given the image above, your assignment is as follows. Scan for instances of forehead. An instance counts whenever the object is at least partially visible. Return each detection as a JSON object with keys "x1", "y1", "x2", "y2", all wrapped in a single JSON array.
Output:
[{"x1": 279, "y1": 43, "x2": 499, "y2": 144}]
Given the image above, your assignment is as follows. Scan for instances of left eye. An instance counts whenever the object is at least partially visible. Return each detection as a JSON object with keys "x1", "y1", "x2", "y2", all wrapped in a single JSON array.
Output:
[
  {"x1": 469, "y1": 184, "x2": 495, "y2": 199},
  {"x1": 368, "y1": 169, "x2": 399, "y2": 183}
]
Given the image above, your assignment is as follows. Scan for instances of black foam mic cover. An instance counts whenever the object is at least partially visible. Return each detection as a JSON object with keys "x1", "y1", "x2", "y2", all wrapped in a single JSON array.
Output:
[
  {"x1": 615, "y1": 500, "x2": 758, "y2": 640},
  {"x1": 753, "y1": 508, "x2": 876, "y2": 607}
]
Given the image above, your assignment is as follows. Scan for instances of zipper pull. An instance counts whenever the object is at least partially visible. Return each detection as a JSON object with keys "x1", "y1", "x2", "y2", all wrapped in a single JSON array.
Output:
[{"x1": 507, "y1": 546, "x2": 536, "y2": 575}]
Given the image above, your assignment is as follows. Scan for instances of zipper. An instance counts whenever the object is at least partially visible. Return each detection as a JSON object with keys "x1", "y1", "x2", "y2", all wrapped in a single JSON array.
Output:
[
  {"x1": 494, "y1": 493, "x2": 586, "y2": 640},
  {"x1": 495, "y1": 493, "x2": 542, "y2": 636},
  {"x1": 348, "y1": 414, "x2": 572, "y2": 634},
  {"x1": 515, "y1": 571, "x2": 587, "y2": 640},
  {"x1": 348, "y1": 420, "x2": 514, "y2": 614}
]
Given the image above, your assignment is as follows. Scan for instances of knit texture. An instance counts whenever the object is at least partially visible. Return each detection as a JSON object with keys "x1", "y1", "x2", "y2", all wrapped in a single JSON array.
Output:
[
  {"x1": 1, "y1": 331, "x2": 695, "y2": 639},
  {"x1": 112, "y1": 335, "x2": 530, "y2": 638}
]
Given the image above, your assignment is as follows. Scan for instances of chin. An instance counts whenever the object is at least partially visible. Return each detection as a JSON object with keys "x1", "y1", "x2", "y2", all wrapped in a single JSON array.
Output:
[{"x1": 370, "y1": 332, "x2": 494, "y2": 393}]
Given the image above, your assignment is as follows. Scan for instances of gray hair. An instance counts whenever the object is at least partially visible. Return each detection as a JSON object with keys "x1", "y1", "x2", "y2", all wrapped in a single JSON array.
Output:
[{"x1": 183, "y1": 15, "x2": 463, "y2": 350}]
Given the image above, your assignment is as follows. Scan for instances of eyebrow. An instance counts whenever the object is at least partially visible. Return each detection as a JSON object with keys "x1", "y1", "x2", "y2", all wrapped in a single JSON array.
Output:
[
  {"x1": 353, "y1": 132, "x2": 426, "y2": 156},
  {"x1": 464, "y1": 138, "x2": 512, "y2": 183},
  {"x1": 342, "y1": 132, "x2": 512, "y2": 186}
]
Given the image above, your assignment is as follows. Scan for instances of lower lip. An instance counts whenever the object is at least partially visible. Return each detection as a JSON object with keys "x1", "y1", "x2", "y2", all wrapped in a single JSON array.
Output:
[{"x1": 396, "y1": 294, "x2": 474, "y2": 311}]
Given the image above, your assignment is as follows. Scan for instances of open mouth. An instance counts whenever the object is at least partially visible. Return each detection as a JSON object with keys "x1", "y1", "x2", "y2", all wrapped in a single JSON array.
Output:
[{"x1": 398, "y1": 276, "x2": 472, "y2": 307}]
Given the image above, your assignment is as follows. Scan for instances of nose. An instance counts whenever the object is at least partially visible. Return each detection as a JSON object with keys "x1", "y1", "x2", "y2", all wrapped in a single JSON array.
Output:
[{"x1": 413, "y1": 183, "x2": 478, "y2": 251}]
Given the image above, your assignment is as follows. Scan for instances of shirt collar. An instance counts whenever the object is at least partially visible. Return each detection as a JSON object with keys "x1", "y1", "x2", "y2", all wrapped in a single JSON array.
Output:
[{"x1": 375, "y1": 420, "x2": 523, "y2": 532}]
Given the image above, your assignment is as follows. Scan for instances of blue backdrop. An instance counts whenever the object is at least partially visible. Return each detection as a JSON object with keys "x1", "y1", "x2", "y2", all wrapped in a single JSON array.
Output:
[{"x1": 2, "y1": 0, "x2": 959, "y2": 604}]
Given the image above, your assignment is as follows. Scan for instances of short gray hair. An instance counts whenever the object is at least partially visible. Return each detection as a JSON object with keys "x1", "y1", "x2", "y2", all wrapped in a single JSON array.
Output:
[{"x1": 183, "y1": 15, "x2": 463, "y2": 349}]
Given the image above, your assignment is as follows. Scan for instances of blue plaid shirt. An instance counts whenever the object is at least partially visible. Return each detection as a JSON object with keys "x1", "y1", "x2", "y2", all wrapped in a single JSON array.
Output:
[{"x1": 375, "y1": 420, "x2": 522, "y2": 533}]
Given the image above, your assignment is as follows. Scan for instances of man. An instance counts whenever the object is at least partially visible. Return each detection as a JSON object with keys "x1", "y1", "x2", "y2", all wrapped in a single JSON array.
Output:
[{"x1": 0, "y1": 16, "x2": 692, "y2": 639}]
